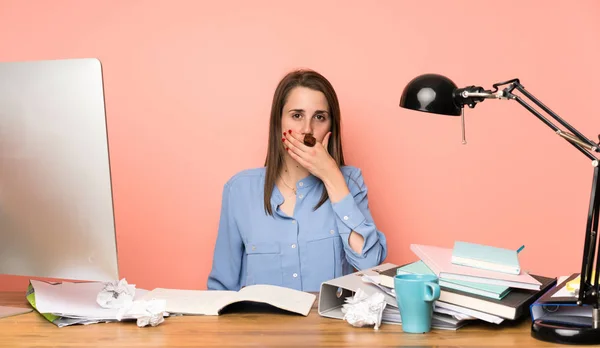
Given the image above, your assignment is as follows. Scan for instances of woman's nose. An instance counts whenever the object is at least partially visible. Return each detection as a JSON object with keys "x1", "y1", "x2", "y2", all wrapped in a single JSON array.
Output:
[{"x1": 301, "y1": 119, "x2": 313, "y2": 134}]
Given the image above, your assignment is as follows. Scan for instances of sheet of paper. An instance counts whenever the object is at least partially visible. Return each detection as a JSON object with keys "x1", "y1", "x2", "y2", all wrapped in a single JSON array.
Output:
[
  {"x1": 434, "y1": 300, "x2": 504, "y2": 324},
  {"x1": 434, "y1": 306, "x2": 476, "y2": 321},
  {"x1": 360, "y1": 274, "x2": 396, "y2": 297},
  {"x1": 552, "y1": 275, "x2": 577, "y2": 298}
]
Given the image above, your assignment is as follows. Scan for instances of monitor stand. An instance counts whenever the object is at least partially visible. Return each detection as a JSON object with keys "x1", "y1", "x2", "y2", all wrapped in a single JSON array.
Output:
[
  {"x1": 0, "y1": 290, "x2": 33, "y2": 320},
  {"x1": 0, "y1": 305, "x2": 32, "y2": 320}
]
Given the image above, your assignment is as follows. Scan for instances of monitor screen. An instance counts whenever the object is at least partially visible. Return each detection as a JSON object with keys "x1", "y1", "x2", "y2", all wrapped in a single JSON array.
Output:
[{"x1": 0, "y1": 58, "x2": 119, "y2": 282}]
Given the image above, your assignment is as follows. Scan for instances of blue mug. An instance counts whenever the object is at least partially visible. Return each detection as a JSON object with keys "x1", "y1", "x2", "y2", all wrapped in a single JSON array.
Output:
[{"x1": 394, "y1": 274, "x2": 441, "y2": 333}]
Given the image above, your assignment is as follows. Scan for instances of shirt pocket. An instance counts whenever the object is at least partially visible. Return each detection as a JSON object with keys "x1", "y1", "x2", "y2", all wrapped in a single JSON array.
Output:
[
  {"x1": 305, "y1": 228, "x2": 343, "y2": 290},
  {"x1": 244, "y1": 241, "x2": 283, "y2": 286}
]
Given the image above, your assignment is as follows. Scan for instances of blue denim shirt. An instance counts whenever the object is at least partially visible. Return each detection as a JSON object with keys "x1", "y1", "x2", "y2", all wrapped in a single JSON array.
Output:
[{"x1": 207, "y1": 165, "x2": 387, "y2": 292}]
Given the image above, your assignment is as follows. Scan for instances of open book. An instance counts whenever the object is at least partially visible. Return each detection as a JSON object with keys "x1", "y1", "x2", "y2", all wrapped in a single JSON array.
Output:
[{"x1": 142, "y1": 284, "x2": 316, "y2": 316}]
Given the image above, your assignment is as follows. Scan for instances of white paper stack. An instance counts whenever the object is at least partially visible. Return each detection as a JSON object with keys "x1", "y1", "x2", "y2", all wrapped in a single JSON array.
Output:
[{"x1": 29, "y1": 280, "x2": 157, "y2": 327}]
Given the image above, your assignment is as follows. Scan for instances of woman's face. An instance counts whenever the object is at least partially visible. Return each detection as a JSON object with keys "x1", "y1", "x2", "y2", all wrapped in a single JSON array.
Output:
[{"x1": 280, "y1": 86, "x2": 331, "y2": 144}]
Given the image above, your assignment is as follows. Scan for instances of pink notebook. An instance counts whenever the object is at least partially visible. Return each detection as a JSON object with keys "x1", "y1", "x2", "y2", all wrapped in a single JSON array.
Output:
[{"x1": 410, "y1": 244, "x2": 542, "y2": 291}]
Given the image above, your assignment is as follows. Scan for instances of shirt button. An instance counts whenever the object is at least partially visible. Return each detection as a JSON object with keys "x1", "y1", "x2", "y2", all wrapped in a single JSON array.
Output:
[
  {"x1": 298, "y1": 182, "x2": 304, "y2": 187},
  {"x1": 330, "y1": 230, "x2": 335, "y2": 235},
  {"x1": 252, "y1": 246, "x2": 256, "y2": 250},
  {"x1": 343, "y1": 216, "x2": 349, "y2": 221},
  {"x1": 291, "y1": 244, "x2": 296, "y2": 249},
  {"x1": 293, "y1": 273, "x2": 298, "y2": 278},
  {"x1": 298, "y1": 194, "x2": 304, "y2": 199},
  {"x1": 292, "y1": 220, "x2": 296, "y2": 224}
]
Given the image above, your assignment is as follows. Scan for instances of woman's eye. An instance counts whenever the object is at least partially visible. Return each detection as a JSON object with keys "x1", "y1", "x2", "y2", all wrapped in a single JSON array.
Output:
[
  {"x1": 314, "y1": 114, "x2": 325, "y2": 121},
  {"x1": 292, "y1": 113, "x2": 301, "y2": 118}
]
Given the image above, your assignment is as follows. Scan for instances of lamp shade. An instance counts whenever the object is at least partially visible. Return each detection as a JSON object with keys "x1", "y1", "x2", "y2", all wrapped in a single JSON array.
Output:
[{"x1": 399, "y1": 74, "x2": 461, "y2": 116}]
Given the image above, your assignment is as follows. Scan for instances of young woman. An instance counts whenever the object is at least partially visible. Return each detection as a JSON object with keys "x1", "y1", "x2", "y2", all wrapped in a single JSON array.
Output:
[{"x1": 207, "y1": 69, "x2": 387, "y2": 292}]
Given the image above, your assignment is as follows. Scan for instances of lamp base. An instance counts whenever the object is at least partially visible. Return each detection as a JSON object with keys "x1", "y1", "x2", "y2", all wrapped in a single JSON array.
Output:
[{"x1": 532, "y1": 319, "x2": 600, "y2": 345}]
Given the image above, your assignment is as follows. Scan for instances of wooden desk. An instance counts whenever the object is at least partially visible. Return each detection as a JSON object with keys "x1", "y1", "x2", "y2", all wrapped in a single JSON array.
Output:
[{"x1": 0, "y1": 291, "x2": 573, "y2": 347}]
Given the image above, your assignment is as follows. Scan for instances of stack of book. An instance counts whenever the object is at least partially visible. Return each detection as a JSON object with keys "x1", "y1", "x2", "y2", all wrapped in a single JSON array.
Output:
[{"x1": 374, "y1": 242, "x2": 557, "y2": 329}]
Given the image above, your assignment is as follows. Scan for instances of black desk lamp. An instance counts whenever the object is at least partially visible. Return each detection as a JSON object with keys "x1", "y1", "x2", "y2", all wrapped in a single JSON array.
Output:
[{"x1": 399, "y1": 74, "x2": 600, "y2": 345}]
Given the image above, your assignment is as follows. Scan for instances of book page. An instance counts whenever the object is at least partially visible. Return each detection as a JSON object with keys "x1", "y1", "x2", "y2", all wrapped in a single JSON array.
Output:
[
  {"x1": 238, "y1": 284, "x2": 316, "y2": 316},
  {"x1": 143, "y1": 288, "x2": 236, "y2": 315}
]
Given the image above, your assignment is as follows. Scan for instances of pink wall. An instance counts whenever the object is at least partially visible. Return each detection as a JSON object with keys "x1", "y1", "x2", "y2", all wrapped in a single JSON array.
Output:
[{"x1": 1, "y1": 0, "x2": 599, "y2": 291}]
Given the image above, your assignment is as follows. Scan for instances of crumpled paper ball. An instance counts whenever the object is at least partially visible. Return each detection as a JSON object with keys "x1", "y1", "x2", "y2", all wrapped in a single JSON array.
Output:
[
  {"x1": 341, "y1": 288, "x2": 387, "y2": 330},
  {"x1": 116, "y1": 299, "x2": 167, "y2": 328},
  {"x1": 96, "y1": 278, "x2": 136, "y2": 309}
]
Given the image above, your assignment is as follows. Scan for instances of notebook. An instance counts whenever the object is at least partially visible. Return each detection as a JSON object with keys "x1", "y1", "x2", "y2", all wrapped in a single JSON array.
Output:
[
  {"x1": 452, "y1": 241, "x2": 521, "y2": 275},
  {"x1": 411, "y1": 244, "x2": 542, "y2": 290},
  {"x1": 378, "y1": 260, "x2": 511, "y2": 300}
]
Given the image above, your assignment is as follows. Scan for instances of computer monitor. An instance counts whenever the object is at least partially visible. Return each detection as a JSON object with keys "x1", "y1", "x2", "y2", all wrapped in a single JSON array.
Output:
[{"x1": 0, "y1": 58, "x2": 119, "y2": 288}]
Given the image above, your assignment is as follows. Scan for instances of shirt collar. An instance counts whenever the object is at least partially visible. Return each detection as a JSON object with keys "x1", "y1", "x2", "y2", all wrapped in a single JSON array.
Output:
[
  {"x1": 269, "y1": 174, "x2": 320, "y2": 211},
  {"x1": 271, "y1": 187, "x2": 284, "y2": 208},
  {"x1": 295, "y1": 174, "x2": 319, "y2": 190}
]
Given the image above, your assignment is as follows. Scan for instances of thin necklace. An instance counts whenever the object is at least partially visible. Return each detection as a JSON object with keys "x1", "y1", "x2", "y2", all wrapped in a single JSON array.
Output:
[
  {"x1": 279, "y1": 174, "x2": 296, "y2": 196},
  {"x1": 279, "y1": 164, "x2": 297, "y2": 196}
]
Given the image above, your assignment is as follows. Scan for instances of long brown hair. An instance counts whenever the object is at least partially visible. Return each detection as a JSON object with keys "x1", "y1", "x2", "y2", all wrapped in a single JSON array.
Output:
[{"x1": 263, "y1": 69, "x2": 345, "y2": 216}]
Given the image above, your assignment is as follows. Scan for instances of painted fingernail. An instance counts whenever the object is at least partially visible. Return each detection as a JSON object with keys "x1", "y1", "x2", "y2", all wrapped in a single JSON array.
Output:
[
  {"x1": 288, "y1": 130, "x2": 292, "y2": 134},
  {"x1": 282, "y1": 138, "x2": 285, "y2": 142}
]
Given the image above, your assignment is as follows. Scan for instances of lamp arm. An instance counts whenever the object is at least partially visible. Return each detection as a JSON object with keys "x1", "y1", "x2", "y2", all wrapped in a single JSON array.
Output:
[
  {"x1": 510, "y1": 93, "x2": 598, "y2": 161},
  {"x1": 499, "y1": 82, "x2": 600, "y2": 311},
  {"x1": 460, "y1": 79, "x2": 600, "y2": 313},
  {"x1": 460, "y1": 80, "x2": 600, "y2": 161},
  {"x1": 512, "y1": 83, "x2": 597, "y2": 148},
  {"x1": 511, "y1": 82, "x2": 599, "y2": 156},
  {"x1": 502, "y1": 82, "x2": 600, "y2": 310}
]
